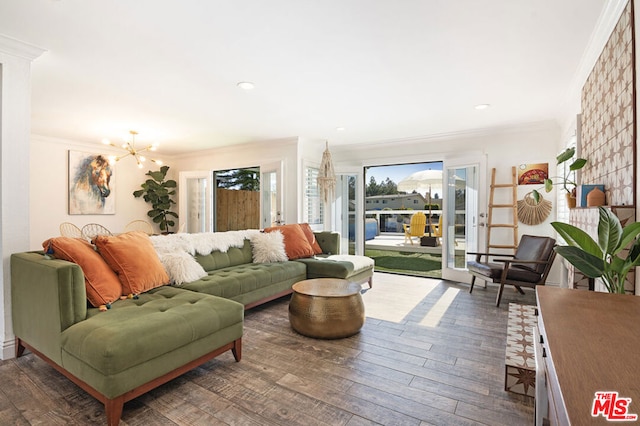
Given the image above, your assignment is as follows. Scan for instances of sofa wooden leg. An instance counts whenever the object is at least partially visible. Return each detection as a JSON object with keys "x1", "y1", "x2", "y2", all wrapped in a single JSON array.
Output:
[
  {"x1": 469, "y1": 276, "x2": 476, "y2": 294},
  {"x1": 105, "y1": 396, "x2": 125, "y2": 426},
  {"x1": 232, "y1": 338, "x2": 242, "y2": 362},
  {"x1": 368, "y1": 276, "x2": 373, "y2": 288}
]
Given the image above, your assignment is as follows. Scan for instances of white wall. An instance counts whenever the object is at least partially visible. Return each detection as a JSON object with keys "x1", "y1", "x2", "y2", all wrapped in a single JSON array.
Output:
[
  {"x1": 30, "y1": 135, "x2": 174, "y2": 248},
  {"x1": 1, "y1": 36, "x2": 45, "y2": 359}
]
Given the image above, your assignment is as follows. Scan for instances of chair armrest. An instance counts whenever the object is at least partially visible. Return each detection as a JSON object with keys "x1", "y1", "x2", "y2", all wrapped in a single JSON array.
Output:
[
  {"x1": 495, "y1": 258, "x2": 551, "y2": 265},
  {"x1": 467, "y1": 252, "x2": 516, "y2": 261},
  {"x1": 11, "y1": 252, "x2": 88, "y2": 365},
  {"x1": 467, "y1": 252, "x2": 516, "y2": 257}
]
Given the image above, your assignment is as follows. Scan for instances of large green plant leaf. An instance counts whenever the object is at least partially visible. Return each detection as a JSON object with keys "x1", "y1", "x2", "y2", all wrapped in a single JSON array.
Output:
[
  {"x1": 556, "y1": 147, "x2": 575, "y2": 164},
  {"x1": 551, "y1": 221, "x2": 602, "y2": 258},
  {"x1": 598, "y1": 207, "x2": 622, "y2": 255},
  {"x1": 569, "y1": 158, "x2": 587, "y2": 170},
  {"x1": 554, "y1": 246, "x2": 604, "y2": 278},
  {"x1": 620, "y1": 240, "x2": 640, "y2": 275},
  {"x1": 614, "y1": 222, "x2": 640, "y2": 255}
]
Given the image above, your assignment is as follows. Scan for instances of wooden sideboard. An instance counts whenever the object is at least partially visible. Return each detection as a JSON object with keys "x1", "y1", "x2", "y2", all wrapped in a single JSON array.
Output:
[{"x1": 536, "y1": 286, "x2": 640, "y2": 425}]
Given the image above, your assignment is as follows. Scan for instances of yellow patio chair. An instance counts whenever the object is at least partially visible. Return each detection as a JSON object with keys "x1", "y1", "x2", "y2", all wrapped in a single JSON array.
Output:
[
  {"x1": 403, "y1": 212, "x2": 427, "y2": 245},
  {"x1": 430, "y1": 215, "x2": 443, "y2": 238}
]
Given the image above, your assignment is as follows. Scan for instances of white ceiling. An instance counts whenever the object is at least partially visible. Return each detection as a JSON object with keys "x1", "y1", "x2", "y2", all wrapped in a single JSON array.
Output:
[{"x1": 1, "y1": 0, "x2": 607, "y2": 154}]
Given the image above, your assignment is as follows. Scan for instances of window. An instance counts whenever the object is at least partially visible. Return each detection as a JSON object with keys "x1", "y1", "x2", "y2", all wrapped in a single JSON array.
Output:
[{"x1": 303, "y1": 166, "x2": 323, "y2": 225}]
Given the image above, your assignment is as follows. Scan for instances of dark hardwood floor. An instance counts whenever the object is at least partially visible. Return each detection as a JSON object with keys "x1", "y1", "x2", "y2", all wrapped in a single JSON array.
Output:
[{"x1": 0, "y1": 272, "x2": 536, "y2": 425}]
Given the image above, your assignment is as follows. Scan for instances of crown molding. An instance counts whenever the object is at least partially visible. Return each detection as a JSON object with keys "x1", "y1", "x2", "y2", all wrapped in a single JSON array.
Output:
[
  {"x1": 563, "y1": 0, "x2": 635, "y2": 119},
  {"x1": 575, "y1": 0, "x2": 630, "y2": 85},
  {"x1": 559, "y1": 0, "x2": 629, "y2": 135},
  {"x1": 0, "y1": 34, "x2": 46, "y2": 61}
]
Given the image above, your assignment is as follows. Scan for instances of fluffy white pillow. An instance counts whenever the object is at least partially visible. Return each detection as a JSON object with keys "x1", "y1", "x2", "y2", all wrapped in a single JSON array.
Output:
[
  {"x1": 250, "y1": 231, "x2": 288, "y2": 263},
  {"x1": 157, "y1": 251, "x2": 207, "y2": 285}
]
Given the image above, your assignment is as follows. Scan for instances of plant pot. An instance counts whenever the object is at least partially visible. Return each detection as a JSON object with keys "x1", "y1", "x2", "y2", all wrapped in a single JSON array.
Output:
[{"x1": 565, "y1": 192, "x2": 577, "y2": 209}]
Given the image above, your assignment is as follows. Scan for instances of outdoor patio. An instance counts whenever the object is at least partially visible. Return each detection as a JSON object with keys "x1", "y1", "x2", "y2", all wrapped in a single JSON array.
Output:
[{"x1": 364, "y1": 233, "x2": 467, "y2": 255}]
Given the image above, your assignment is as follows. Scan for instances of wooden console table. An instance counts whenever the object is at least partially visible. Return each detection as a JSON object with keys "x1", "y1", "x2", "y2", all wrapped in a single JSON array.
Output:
[{"x1": 536, "y1": 287, "x2": 640, "y2": 425}]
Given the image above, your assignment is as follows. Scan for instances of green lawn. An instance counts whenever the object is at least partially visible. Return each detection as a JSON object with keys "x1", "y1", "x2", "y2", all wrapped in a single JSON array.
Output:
[{"x1": 365, "y1": 248, "x2": 442, "y2": 278}]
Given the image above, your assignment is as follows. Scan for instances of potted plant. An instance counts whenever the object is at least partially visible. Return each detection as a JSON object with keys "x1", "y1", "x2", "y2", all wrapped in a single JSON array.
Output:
[
  {"x1": 133, "y1": 165, "x2": 178, "y2": 233},
  {"x1": 551, "y1": 207, "x2": 640, "y2": 293},
  {"x1": 532, "y1": 147, "x2": 587, "y2": 208}
]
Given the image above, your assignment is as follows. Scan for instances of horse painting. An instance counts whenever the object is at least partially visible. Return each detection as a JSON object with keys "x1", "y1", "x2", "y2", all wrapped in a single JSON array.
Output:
[{"x1": 69, "y1": 151, "x2": 115, "y2": 214}]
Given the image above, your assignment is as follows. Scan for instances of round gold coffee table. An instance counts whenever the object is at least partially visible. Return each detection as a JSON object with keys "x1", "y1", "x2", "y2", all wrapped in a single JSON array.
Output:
[{"x1": 288, "y1": 278, "x2": 365, "y2": 339}]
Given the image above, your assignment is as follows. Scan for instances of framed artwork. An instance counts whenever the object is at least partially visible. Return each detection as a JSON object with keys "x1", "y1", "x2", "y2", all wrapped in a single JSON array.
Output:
[
  {"x1": 68, "y1": 150, "x2": 115, "y2": 214},
  {"x1": 517, "y1": 163, "x2": 548, "y2": 185}
]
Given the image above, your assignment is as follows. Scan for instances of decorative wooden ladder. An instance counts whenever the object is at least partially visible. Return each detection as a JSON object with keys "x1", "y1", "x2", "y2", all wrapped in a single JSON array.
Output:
[{"x1": 486, "y1": 167, "x2": 518, "y2": 253}]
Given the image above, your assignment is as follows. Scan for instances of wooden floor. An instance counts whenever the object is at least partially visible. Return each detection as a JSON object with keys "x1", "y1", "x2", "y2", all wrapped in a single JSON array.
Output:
[{"x1": 0, "y1": 272, "x2": 536, "y2": 425}]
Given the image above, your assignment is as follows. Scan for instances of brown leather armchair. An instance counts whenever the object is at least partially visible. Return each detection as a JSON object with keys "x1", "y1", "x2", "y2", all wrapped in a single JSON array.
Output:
[{"x1": 467, "y1": 235, "x2": 556, "y2": 307}]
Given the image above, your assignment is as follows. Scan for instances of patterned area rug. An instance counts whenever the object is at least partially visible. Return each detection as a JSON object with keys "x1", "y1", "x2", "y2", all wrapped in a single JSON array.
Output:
[{"x1": 505, "y1": 303, "x2": 536, "y2": 397}]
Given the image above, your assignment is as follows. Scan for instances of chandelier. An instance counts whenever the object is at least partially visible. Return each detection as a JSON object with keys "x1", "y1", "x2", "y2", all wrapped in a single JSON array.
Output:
[{"x1": 102, "y1": 130, "x2": 162, "y2": 168}]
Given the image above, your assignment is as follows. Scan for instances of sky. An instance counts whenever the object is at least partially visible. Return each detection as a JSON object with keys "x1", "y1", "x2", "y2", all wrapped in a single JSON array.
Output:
[{"x1": 365, "y1": 161, "x2": 443, "y2": 188}]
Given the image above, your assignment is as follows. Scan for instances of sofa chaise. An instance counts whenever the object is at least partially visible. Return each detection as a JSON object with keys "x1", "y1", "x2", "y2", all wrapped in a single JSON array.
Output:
[{"x1": 11, "y1": 225, "x2": 373, "y2": 425}]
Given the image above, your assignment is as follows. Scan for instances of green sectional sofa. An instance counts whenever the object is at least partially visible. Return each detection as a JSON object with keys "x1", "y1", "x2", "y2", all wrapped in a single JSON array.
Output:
[{"x1": 10, "y1": 229, "x2": 373, "y2": 425}]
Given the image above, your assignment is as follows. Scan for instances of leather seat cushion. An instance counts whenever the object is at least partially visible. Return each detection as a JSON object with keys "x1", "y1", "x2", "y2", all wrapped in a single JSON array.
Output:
[{"x1": 467, "y1": 261, "x2": 541, "y2": 283}]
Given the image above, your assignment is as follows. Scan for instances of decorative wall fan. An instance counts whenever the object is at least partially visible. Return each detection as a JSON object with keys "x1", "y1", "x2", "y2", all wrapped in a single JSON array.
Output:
[{"x1": 517, "y1": 192, "x2": 552, "y2": 226}]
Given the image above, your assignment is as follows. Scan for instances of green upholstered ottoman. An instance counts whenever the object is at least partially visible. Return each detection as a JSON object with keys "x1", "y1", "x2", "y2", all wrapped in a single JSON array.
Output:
[
  {"x1": 296, "y1": 255, "x2": 374, "y2": 288},
  {"x1": 11, "y1": 251, "x2": 244, "y2": 426},
  {"x1": 60, "y1": 286, "x2": 243, "y2": 400}
]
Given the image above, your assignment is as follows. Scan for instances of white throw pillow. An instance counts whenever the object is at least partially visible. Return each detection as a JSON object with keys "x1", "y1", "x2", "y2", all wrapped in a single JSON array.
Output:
[
  {"x1": 250, "y1": 231, "x2": 288, "y2": 263},
  {"x1": 158, "y1": 251, "x2": 207, "y2": 285}
]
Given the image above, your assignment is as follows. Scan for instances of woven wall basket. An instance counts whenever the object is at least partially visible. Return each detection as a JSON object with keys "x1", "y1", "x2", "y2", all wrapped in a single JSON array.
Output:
[{"x1": 517, "y1": 192, "x2": 552, "y2": 226}]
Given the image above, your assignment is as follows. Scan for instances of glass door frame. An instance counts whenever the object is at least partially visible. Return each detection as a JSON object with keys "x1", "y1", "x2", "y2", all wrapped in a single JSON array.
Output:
[
  {"x1": 441, "y1": 155, "x2": 487, "y2": 283},
  {"x1": 260, "y1": 161, "x2": 284, "y2": 228},
  {"x1": 333, "y1": 173, "x2": 360, "y2": 255},
  {"x1": 178, "y1": 171, "x2": 214, "y2": 233}
]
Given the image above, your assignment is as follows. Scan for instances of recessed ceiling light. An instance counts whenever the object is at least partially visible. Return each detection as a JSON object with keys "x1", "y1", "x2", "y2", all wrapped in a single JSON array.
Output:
[
  {"x1": 475, "y1": 104, "x2": 491, "y2": 110},
  {"x1": 237, "y1": 81, "x2": 255, "y2": 90},
  {"x1": 336, "y1": 127, "x2": 346, "y2": 132}
]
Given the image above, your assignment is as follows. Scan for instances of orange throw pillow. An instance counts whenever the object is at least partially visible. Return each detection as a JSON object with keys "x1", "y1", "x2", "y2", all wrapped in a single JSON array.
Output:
[
  {"x1": 94, "y1": 231, "x2": 170, "y2": 295},
  {"x1": 299, "y1": 223, "x2": 323, "y2": 255},
  {"x1": 264, "y1": 224, "x2": 315, "y2": 260},
  {"x1": 42, "y1": 237, "x2": 122, "y2": 308}
]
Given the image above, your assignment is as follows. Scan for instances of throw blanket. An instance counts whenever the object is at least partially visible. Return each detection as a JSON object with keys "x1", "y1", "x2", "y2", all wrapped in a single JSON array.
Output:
[{"x1": 150, "y1": 230, "x2": 261, "y2": 285}]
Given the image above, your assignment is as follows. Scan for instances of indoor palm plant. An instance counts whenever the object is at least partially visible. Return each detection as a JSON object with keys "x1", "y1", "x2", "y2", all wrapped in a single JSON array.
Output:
[
  {"x1": 551, "y1": 207, "x2": 640, "y2": 293},
  {"x1": 532, "y1": 147, "x2": 587, "y2": 207},
  {"x1": 133, "y1": 165, "x2": 178, "y2": 233}
]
